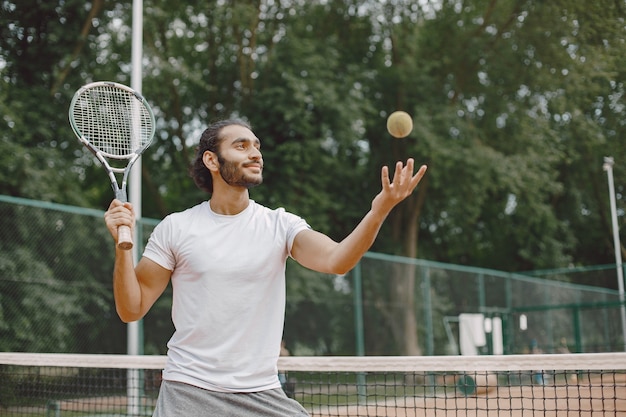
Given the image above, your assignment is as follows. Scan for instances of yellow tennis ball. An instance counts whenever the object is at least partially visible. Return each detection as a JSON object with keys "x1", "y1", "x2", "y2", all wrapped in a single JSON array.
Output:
[{"x1": 386, "y1": 111, "x2": 413, "y2": 138}]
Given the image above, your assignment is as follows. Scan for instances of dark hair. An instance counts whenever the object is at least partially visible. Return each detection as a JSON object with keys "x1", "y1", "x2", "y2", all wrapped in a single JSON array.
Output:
[{"x1": 190, "y1": 119, "x2": 252, "y2": 193}]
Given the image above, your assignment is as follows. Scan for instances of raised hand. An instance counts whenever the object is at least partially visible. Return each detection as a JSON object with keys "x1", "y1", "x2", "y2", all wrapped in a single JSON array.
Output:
[{"x1": 372, "y1": 158, "x2": 427, "y2": 216}]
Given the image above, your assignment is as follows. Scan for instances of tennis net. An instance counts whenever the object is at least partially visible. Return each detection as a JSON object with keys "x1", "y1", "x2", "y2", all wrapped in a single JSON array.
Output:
[{"x1": 1, "y1": 352, "x2": 625, "y2": 416}]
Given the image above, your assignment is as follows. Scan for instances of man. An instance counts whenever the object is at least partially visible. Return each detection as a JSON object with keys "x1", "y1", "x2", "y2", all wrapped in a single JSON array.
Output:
[{"x1": 104, "y1": 118, "x2": 427, "y2": 416}]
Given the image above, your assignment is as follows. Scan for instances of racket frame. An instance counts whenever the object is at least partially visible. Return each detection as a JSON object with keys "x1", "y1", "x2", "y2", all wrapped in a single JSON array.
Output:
[{"x1": 69, "y1": 81, "x2": 155, "y2": 249}]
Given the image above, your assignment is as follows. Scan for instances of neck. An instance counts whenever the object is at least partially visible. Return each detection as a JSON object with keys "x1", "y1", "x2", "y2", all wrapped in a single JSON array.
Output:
[{"x1": 209, "y1": 187, "x2": 250, "y2": 215}]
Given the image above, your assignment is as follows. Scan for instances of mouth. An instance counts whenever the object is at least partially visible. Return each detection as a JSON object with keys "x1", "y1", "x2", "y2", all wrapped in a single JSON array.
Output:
[{"x1": 244, "y1": 163, "x2": 263, "y2": 172}]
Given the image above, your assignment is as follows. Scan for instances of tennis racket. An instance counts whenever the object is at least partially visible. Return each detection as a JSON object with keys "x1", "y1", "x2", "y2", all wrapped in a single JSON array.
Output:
[{"x1": 69, "y1": 81, "x2": 155, "y2": 250}]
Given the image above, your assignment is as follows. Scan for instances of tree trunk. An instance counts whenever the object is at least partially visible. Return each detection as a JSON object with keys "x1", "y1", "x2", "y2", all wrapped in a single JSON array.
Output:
[
  {"x1": 386, "y1": 177, "x2": 429, "y2": 355},
  {"x1": 388, "y1": 261, "x2": 420, "y2": 355}
]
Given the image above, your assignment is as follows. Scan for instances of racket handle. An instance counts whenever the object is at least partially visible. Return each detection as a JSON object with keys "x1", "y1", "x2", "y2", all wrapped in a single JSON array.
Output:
[{"x1": 117, "y1": 225, "x2": 134, "y2": 250}]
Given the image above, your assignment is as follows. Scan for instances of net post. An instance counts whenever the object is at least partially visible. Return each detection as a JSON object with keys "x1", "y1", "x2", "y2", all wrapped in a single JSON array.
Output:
[{"x1": 351, "y1": 262, "x2": 367, "y2": 404}]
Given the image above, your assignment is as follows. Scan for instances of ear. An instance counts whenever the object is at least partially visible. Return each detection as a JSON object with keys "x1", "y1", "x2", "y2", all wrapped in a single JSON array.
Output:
[{"x1": 202, "y1": 150, "x2": 219, "y2": 172}]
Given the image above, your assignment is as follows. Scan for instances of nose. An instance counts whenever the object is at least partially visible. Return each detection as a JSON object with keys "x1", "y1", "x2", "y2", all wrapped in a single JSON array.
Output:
[{"x1": 250, "y1": 146, "x2": 262, "y2": 160}]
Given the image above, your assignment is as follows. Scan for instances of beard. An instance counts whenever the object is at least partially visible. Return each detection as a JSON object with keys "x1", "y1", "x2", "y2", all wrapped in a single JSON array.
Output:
[{"x1": 217, "y1": 155, "x2": 263, "y2": 189}]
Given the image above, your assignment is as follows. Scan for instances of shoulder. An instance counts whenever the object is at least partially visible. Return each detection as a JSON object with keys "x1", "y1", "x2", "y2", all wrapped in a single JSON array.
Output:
[
  {"x1": 151, "y1": 202, "x2": 208, "y2": 237},
  {"x1": 162, "y1": 201, "x2": 208, "y2": 223},
  {"x1": 250, "y1": 201, "x2": 307, "y2": 224},
  {"x1": 145, "y1": 202, "x2": 208, "y2": 260}
]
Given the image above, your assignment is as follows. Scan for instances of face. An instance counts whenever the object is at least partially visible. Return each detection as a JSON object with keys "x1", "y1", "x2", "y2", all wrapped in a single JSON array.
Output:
[{"x1": 215, "y1": 124, "x2": 263, "y2": 189}]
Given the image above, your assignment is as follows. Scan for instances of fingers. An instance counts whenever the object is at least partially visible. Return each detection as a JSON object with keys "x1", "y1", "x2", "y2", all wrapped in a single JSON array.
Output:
[
  {"x1": 372, "y1": 159, "x2": 427, "y2": 216},
  {"x1": 104, "y1": 200, "x2": 135, "y2": 240},
  {"x1": 409, "y1": 163, "x2": 428, "y2": 188},
  {"x1": 106, "y1": 199, "x2": 134, "y2": 217},
  {"x1": 383, "y1": 158, "x2": 427, "y2": 194},
  {"x1": 393, "y1": 160, "x2": 405, "y2": 187},
  {"x1": 380, "y1": 165, "x2": 390, "y2": 190}
]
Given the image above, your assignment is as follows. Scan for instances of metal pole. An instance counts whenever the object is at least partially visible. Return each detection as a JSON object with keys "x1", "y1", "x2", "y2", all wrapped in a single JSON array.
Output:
[
  {"x1": 351, "y1": 264, "x2": 367, "y2": 404},
  {"x1": 422, "y1": 267, "x2": 434, "y2": 356},
  {"x1": 128, "y1": 1, "x2": 144, "y2": 415},
  {"x1": 603, "y1": 156, "x2": 626, "y2": 351},
  {"x1": 352, "y1": 263, "x2": 365, "y2": 357}
]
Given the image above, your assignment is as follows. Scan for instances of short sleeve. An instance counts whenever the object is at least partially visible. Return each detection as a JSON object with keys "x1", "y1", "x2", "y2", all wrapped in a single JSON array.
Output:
[
  {"x1": 143, "y1": 216, "x2": 176, "y2": 271},
  {"x1": 282, "y1": 210, "x2": 311, "y2": 256}
]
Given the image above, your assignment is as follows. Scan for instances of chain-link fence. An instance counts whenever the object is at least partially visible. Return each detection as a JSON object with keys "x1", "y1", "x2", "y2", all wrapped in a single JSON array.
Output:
[{"x1": 1, "y1": 195, "x2": 623, "y2": 357}]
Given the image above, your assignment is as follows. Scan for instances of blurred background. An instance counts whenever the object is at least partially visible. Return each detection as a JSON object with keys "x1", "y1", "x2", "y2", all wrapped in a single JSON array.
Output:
[{"x1": 1, "y1": 0, "x2": 625, "y2": 357}]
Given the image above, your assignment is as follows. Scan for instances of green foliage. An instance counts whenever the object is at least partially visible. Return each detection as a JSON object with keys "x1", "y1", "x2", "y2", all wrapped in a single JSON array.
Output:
[
  {"x1": 248, "y1": 6, "x2": 374, "y2": 237},
  {"x1": 284, "y1": 260, "x2": 354, "y2": 355},
  {"x1": 0, "y1": 0, "x2": 105, "y2": 205},
  {"x1": 0, "y1": 202, "x2": 125, "y2": 353}
]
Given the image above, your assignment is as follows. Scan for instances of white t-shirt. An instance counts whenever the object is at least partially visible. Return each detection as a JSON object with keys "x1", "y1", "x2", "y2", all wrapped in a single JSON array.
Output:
[{"x1": 143, "y1": 200, "x2": 310, "y2": 392}]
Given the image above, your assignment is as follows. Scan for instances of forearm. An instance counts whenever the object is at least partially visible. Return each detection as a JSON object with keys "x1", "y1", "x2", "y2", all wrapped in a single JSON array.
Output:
[
  {"x1": 293, "y1": 160, "x2": 426, "y2": 275},
  {"x1": 112, "y1": 248, "x2": 143, "y2": 323},
  {"x1": 328, "y1": 208, "x2": 388, "y2": 274},
  {"x1": 330, "y1": 160, "x2": 427, "y2": 271}
]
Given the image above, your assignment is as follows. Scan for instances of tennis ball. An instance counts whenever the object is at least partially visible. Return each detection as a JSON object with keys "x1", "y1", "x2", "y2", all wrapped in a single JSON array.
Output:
[{"x1": 386, "y1": 111, "x2": 413, "y2": 138}]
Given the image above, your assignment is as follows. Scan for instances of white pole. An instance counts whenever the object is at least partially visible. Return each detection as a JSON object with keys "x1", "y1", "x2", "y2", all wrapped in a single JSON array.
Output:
[
  {"x1": 128, "y1": 0, "x2": 143, "y2": 415},
  {"x1": 603, "y1": 156, "x2": 626, "y2": 351}
]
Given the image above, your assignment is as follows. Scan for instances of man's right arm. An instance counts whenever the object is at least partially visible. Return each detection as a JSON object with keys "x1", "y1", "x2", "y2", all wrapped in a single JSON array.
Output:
[
  {"x1": 113, "y1": 251, "x2": 171, "y2": 323},
  {"x1": 105, "y1": 199, "x2": 172, "y2": 323}
]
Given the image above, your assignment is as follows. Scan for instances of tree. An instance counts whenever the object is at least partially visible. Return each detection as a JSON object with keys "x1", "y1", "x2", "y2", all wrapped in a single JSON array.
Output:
[
  {"x1": 0, "y1": 0, "x2": 109, "y2": 204},
  {"x1": 355, "y1": 0, "x2": 625, "y2": 353}
]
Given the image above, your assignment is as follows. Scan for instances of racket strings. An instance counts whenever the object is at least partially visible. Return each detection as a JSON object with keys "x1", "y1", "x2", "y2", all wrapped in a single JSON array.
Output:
[{"x1": 72, "y1": 86, "x2": 153, "y2": 158}]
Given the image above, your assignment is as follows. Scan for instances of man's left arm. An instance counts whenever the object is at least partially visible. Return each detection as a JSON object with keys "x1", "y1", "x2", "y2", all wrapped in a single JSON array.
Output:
[{"x1": 291, "y1": 159, "x2": 427, "y2": 275}]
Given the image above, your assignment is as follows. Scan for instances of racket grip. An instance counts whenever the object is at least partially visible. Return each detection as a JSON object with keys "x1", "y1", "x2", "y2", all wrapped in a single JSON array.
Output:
[{"x1": 117, "y1": 225, "x2": 134, "y2": 250}]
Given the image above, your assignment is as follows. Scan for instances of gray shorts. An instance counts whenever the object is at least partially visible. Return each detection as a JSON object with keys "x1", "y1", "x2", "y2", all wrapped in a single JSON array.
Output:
[{"x1": 152, "y1": 380, "x2": 310, "y2": 417}]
